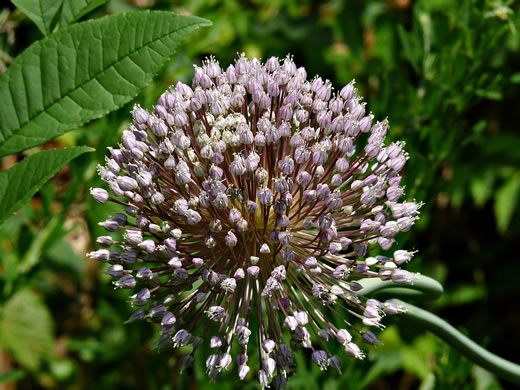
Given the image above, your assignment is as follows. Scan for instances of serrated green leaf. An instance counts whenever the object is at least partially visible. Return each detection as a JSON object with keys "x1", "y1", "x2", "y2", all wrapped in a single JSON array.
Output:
[
  {"x1": 494, "y1": 175, "x2": 520, "y2": 233},
  {"x1": 11, "y1": 0, "x2": 63, "y2": 36},
  {"x1": 0, "y1": 146, "x2": 93, "y2": 225},
  {"x1": 0, "y1": 289, "x2": 54, "y2": 371},
  {"x1": 59, "y1": 0, "x2": 109, "y2": 26},
  {"x1": 0, "y1": 11, "x2": 211, "y2": 157}
]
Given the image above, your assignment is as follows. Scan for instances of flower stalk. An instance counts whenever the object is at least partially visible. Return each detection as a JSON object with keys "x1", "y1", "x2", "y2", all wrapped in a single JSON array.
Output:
[{"x1": 358, "y1": 275, "x2": 520, "y2": 384}]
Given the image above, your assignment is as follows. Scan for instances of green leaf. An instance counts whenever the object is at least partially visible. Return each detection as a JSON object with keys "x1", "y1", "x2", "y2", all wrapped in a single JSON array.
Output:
[
  {"x1": 0, "y1": 11, "x2": 211, "y2": 157},
  {"x1": 0, "y1": 289, "x2": 54, "y2": 370},
  {"x1": 511, "y1": 73, "x2": 520, "y2": 84},
  {"x1": 470, "y1": 170, "x2": 495, "y2": 207},
  {"x1": 11, "y1": 0, "x2": 63, "y2": 36},
  {"x1": 0, "y1": 146, "x2": 93, "y2": 225},
  {"x1": 0, "y1": 369, "x2": 26, "y2": 383},
  {"x1": 494, "y1": 175, "x2": 520, "y2": 233},
  {"x1": 59, "y1": 0, "x2": 109, "y2": 26}
]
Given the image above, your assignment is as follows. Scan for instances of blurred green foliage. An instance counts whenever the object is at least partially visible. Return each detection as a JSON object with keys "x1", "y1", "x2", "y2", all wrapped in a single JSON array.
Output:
[{"x1": 0, "y1": 0, "x2": 519, "y2": 389}]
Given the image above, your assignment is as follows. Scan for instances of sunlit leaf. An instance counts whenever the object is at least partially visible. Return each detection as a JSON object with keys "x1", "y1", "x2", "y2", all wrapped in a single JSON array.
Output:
[{"x1": 0, "y1": 11, "x2": 211, "y2": 157}]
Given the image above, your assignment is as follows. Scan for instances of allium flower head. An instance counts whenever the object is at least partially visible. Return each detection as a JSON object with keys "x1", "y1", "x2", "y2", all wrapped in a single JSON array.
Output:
[{"x1": 88, "y1": 54, "x2": 421, "y2": 387}]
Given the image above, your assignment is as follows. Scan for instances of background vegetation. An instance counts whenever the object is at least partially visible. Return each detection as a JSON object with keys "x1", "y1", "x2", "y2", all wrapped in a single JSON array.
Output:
[{"x1": 0, "y1": 0, "x2": 519, "y2": 389}]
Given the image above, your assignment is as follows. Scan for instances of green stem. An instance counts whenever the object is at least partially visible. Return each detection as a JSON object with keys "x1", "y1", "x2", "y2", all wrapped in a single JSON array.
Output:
[
  {"x1": 398, "y1": 300, "x2": 520, "y2": 384},
  {"x1": 358, "y1": 275, "x2": 520, "y2": 384},
  {"x1": 357, "y1": 274, "x2": 444, "y2": 301}
]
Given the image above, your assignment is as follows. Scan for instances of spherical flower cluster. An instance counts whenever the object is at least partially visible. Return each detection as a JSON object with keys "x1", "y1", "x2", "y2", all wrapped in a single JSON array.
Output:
[{"x1": 88, "y1": 54, "x2": 421, "y2": 387}]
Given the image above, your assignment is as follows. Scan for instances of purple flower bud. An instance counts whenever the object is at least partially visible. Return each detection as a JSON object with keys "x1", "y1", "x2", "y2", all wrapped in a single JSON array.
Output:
[
  {"x1": 210, "y1": 336, "x2": 222, "y2": 348},
  {"x1": 229, "y1": 208, "x2": 242, "y2": 223},
  {"x1": 383, "y1": 299, "x2": 406, "y2": 315},
  {"x1": 133, "y1": 105, "x2": 149, "y2": 124},
  {"x1": 247, "y1": 266, "x2": 260, "y2": 279},
  {"x1": 220, "y1": 277, "x2": 236, "y2": 293},
  {"x1": 390, "y1": 155, "x2": 406, "y2": 172},
  {"x1": 278, "y1": 156, "x2": 295, "y2": 175},
  {"x1": 99, "y1": 220, "x2": 119, "y2": 232},
  {"x1": 266, "y1": 56, "x2": 280, "y2": 72},
  {"x1": 126, "y1": 309, "x2": 145, "y2": 323},
  {"x1": 362, "y1": 330, "x2": 383, "y2": 345},
  {"x1": 106, "y1": 264, "x2": 124, "y2": 278},
  {"x1": 397, "y1": 216, "x2": 415, "y2": 232},
  {"x1": 225, "y1": 231, "x2": 238, "y2": 247},
  {"x1": 304, "y1": 257, "x2": 317, "y2": 268},
  {"x1": 386, "y1": 185, "x2": 404, "y2": 202},
  {"x1": 245, "y1": 201, "x2": 258, "y2": 214},
  {"x1": 336, "y1": 157, "x2": 349, "y2": 173},
  {"x1": 262, "y1": 357, "x2": 276, "y2": 376},
  {"x1": 151, "y1": 119, "x2": 169, "y2": 137},
  {"x1": 294, "y1": 311, "x2": 308, "y2": 326},
  {"x1": 238, "y1": 365, "x2": 250, "y2": 380},
  {"x1": 281, "y1": 247, "x2": 294, "y2": 261},
  {"x1": 135, "y1": 267, "x2": 154, "y2": 280},
  {"x1": 96, "y1": 236, "x2": 113, "y2": 247},
  {"x1": 271, "y1": 265, "x2": 286, "y2": 281},
  {"x1": 87, "y1": 249, "x2": 110, "y2": 262},
  {"x1": 114, "y1": 274, "x2": 136, "y2": 289},
  {"x1": 111, "y1": 213, "x2": 127, "y2": 226},
  {"x1": 209, "y1": 219, "x2": 222, "y2": 233},
  {"x1": 345, "y1": 342, "x2": 365, "y2": 359},
  {"x1": 312, "y1": 350, "x2": 329, "y2": 370},
  {"x1": 258, "y1": 370, "x2": 269, "y2": 387},
  {"x1": 284, "y1": 316, "x2": 298, "y2": 331},
  {"x1": 257, "y1": 187, "x2": 274, "y2": 205},
  {"x1": 328, "y1": 355, "x2": 341, "y2": 372},
  {"x1": 205, "y1": 306, "x2": 228, "y2": 322},
  {"x1": 378, "y1": 236, "x2": 394, "y2": 250},
  {"x1": 340, "y1": 80, "x2": 356, "y2": 101},
  {"x1": 391, "y1": 269, "x2": 417, "y2": 284},
  {"x1": 120, "y1": 250, "x2": 136, "y2": 265},
  {"x1": 359, "y1": 114, "x2": 373, "y2": 133},
  {"x1": 336, "y1": 328, "x2": 352, "y2": 345},
  {"x1": 393, "y1": 249, "x2": 415, "y2": 265},
  {"x1": 90, "y1": 187, "x2": 109, "y2": 203},
  {"x1": 172, "y1": 329, "x2": 191, "y2": 347},
  {"x1": 181, "y1": 355, "x2": 194, "y2": 370},
  {"x1": 303, "y1": 190, "x2": 317, "y2": 204},
  {"x1": 131, "y1": 288, "x2": 151, "y2": 306},
  {"x1": 185, "y1": 209, "x2": 202, "y2": 225},
  {"x1": 236, "y1": 325, "x2": 251, "y2": 346},
  {"x1": 294, "y1": 171, "x2": 311, "y2": 188},
  {"x1": 138, "y1": 239, "x2": 155, "y2": 253},
  {"x1": 328, "y1": 242, "x2": 342, "y2": 254},
  {"x1": 117, "y1": 176, "x2": 138, "y2": 191}
]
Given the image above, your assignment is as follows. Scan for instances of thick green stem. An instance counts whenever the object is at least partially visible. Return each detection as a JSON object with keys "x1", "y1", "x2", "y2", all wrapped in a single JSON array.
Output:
[
  {"x1": 358, "y1": 275, "x2": 520, "y2": 384},
  {"x1": 398, "y1": 300, "x2": 520, "y2": 384},
  {"x1": 357, "y1": 274, "x2": 444, "y2": 301}
]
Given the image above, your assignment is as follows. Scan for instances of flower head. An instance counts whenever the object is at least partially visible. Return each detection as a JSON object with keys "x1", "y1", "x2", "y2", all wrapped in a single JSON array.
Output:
[{"x1": 88, "y1": 54, "x2": 421, "y2": 387}]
